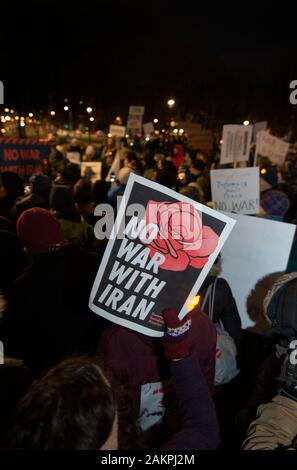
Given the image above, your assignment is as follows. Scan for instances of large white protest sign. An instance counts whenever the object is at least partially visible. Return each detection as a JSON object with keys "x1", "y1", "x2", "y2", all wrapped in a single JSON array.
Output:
[
  {"x1": 220, "y1": 125, "x2": 253, "y2": 164},
  {"x1": 109, "y1": 124, "x2": 126, "y2": 138},
  {"x1": 210, "y1": 167, "x2": 260, "y2": 214},
  {"x1": 143, "y1": 122, "x2": 154, "y2": 136},
  {"x1": 89, "y1": 174, "x2": 236, "y2": 337},
  {"x1": 220, "y1": 213, "x2": 295, "y2": 328},
  {"x1": 256, "y1": 131, "x2": 290, "y2": 165},
  {"x1": 127, "y1": 105, "x2": 145, "y2": 131},
  {"x1": 81, "y1": 162, "x2": 102, "y2": 182}
]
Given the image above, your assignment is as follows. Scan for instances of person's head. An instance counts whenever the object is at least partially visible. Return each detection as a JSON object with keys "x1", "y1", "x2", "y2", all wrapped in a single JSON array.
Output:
[
  {"x1": 92, "y1": 180, "x2": 110, "y2": 205},
  {"x1": 260, "y1": 167, "x2": 278, "y2": 192},
  {"x1": 16, "y1": 207, "x2": 65, "y2": 256},
  {"x1": 29, "y1": 173, "x2": 52, "y2": 199},
  {"x1": 55, "y1": 162, "x2": 81, "y2": 187},
  {"x1": 0, "y1": 230, "x2": 26, "y2": 290},
  {"x1": 83, "y1": 145, "x2": 96, "y2": 161},
  {"x1": 73, "y1": 179, "x2": 95, "y2": 218},
  {"x1": 124, "y1": 151, "x2": 138, "y2": 171},
  {"x1": 50, "y1": 185, "x2": 81, "y2": 223},
  {"x1": 7, "y1": 356, "x2": 118, "y2": 450},
  {"x1": 0, "y1": 171, "x2": 24, "y2": 198}
]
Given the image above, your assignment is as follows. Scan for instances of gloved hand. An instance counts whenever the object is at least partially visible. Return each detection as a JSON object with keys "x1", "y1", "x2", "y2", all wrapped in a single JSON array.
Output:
[
  {"x1": 278, "y1": 339, "x2": 297, "y2": 401},
  {"x1": 162, "y1": 308, "x2": 192, "y2": 360}
]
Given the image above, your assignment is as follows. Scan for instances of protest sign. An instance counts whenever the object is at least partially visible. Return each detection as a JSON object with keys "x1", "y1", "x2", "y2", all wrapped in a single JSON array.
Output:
[
  {"x1": 220, "y1": 213, "x2": 295, "y2": 328},
  {"x1": 178, "y1": 122, "x2": 213, "y2": 151},
  {"x1": 127, "y1": 105, "x2": 145, "y2": 131},
  {"x1": 253, "y1": 121, "x2": 267, "y2": 142},
  {"x1": 220, "y1": 125, "x2": 253, "y2": 164},
  {"x1": 66, "y1": 152, "x2": 81, "y2": 164},
  {"x1": 81, "y1": 162, "x2": 102, "y2": 182},
  {"x1": 0, "y1": 138, "x2": 50, "y2": 177},
  {"x1": 89, "y1": 174, "x2": 236, "y2": 337},
  {"x1": 143, "y1": 122, "x2": 154, "y2": 136},
  {"x1": 256, "y1": 131, "x2": 289, "y2": 165},
  {"x1": 109, "y1": 124, "x2": 126, "y2": 138},
  {"x1": 210, "y1": 167, "x2": 260, "y2": 214}
]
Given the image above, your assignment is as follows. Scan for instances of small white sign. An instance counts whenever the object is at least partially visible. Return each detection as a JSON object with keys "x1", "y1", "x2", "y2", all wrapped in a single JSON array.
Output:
[
  {"x1": 81, "y1": 162, "x2": 102, "y2": 182},
  {"x1": 129, "y1": 106, "x2": 145, "y2": 115},
  {"x1": 66, "y1": 152, "x2": 81, "y2": 164},
  {"x1": 143, "y1": 122, "x2": 154, "y2": 136},
  {"x1": 211, "y1": 167, "x2": 260, "y2": 214},
  {"x1": 109, "y1": 125, "x2": 126, "y2": 138},
  {"x1": 220, "y1": 125, "x2": 253, "y2": 164},
  {"x1": 256, "y1": 131, "x2": 290, "y2": 165}
]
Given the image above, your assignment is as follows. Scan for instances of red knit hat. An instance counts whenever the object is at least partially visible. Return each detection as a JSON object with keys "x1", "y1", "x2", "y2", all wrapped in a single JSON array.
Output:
[{"x1": 16, "y1": 208, "x2": 64, "y2": 255}]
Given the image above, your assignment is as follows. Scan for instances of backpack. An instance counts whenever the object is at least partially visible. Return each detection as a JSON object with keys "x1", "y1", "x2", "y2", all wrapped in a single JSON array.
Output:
[{"x1": 201, "y1": 278, "x2": 239, "y2": 385}]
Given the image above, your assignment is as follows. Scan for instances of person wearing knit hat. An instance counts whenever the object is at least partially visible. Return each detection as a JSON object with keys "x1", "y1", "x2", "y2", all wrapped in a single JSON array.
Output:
[{"x1": 16, "y1": 207, "x2": 65, "y2": 256}]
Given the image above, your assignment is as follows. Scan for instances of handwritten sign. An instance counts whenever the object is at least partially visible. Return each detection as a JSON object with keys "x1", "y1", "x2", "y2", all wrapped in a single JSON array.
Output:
[
  {"x1": 127, "y1": 105, "x2": 145, "y2": 131},
  {"x1": 143, "y1": 122, "x2": 154, "y2": 136},
  {"x1": 0, "y1": 138, "x2": 50, "y2": 176},
  {"x1": 109, "y1": 125, "x2": 126, "y2": 138},
  {"x1": 220, "y1": 125, "x2": 253, "y2": 164},
  {"x1": 89, "y1": 174, "x2": 235, "y2": 337},
  {"x1": 256, "y1": 131, "x2": 289, "y2": 165},
  {"x1": 210, "y1": 167, "x2": 260, "y2": 214},
  {"x1": 81, "y1": 162, "x2": 102, "y2": 182}
]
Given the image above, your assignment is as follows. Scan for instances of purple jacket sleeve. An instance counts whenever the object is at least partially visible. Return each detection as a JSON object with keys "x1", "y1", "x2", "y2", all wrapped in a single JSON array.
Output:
[{"x1": 162, "y1": 354, "x2": 220, "y2": 450}]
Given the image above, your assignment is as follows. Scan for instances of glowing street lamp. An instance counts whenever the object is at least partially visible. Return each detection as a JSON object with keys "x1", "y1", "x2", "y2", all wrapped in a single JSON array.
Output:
[
  {"x1": 64, "y1": 106, "x2": 69, "y2": 111},
  {"x1": 28, "y1": 112, "x2": 34, "y2": 118},
  {"x1": 86, "y1": 107, "x2": 93, "y2": 114},
  {"x1": 153, "y1": 118, "x2": 159, "y2": 124},
  {"x1": 167, "y1": 99, "x2": 175, "y2": 109},
  {"x1": 50, "y1": 110, "x2": 56, "y2": 116},
  {"x1": 89, "y1": 116, "x2": 95, "y2": 122},
  {"x1": 243, "y1": 120, "x2": 250, "y2": 126}
]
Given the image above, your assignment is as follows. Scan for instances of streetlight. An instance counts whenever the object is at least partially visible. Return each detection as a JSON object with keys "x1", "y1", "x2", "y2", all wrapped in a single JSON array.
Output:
[
  {"x1": 64, "y1": 106, "x2": 69, "y2": 111},
  {"x1": 86, "y1": 107, "x2": 93, "y2": 114},
  {"x1": 28, "y1": 112, "x2": 34, "y2": 118},
  {"x1": 243, "y1": 120, "x2": 250, "y2": 126},
  {"x1": 153, "y1": 118, "x2": 159, "y2": 124},
  {"x1": 89, "y1": 116, "x2": 94, "y2": 122},
  {"x1": 167, "y1": 99, "x2": 175, "y2": 108},
  {"x1": 50, "y1": 110, "x2": 56, "y2": 116}
]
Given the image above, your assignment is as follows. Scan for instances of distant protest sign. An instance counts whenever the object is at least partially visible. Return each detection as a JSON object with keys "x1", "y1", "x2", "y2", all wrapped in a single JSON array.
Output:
[
  {"x1": 0, "y1": 138, "x2": 50, "y2": 177},
  {"x1": 253, "y1": 121, "x2": 267, "y2": 142},
  {"x1": 81, "y1": 162, "x2": 102, "y2": 182},
  {"x1": 127, "y1": 106, "x2": 145, "y2": 132},
  {"x1": 210, "y1": 167, "x2": 260, "y2": 215},
  {"x1": 256, "y1": 131, "x2": 289, "y2": 165},
  {"x1": 220, "y1": 125, "x2": 253, "y2": 164},
  {"x1": 66, "y1": 152, "x2": 81, "y2": 164},
  {"x1": 89, "y1": 174, "x2": 235, "y2": 337},
  {"x1": 109, "y1": 125, "x2": 126, "y2": 138},
  {"x1": 179, "y1": 122, "x2": 213, "y2": 151},
  {"x1": 143, "y1": 122, "x2": 154, "y2": 136}
]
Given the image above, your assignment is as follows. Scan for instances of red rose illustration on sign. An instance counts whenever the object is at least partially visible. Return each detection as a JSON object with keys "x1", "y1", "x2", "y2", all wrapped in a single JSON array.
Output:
[{"x1": 144, "y1": 201, "x2": 219, "y2": 271}]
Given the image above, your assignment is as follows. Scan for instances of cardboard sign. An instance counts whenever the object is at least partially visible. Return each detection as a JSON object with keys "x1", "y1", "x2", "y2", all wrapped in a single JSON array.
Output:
[
  {"x1": 127, "y1": 105, "x2": 145, "y2": 131},
  {"x1": 220, "y1": 213, "x2": 295, "y2": 328},
  {"x1": 81, "y1": 162, "x2": 102, "y2": 183},
  {"x1": 179, "y1": 122, "x2": 213, "y2": 151},
  {"x1": 89, "y1": 174, "x2": 236, "y2": 337},
  {"x1": 66, "y1": 152, "x2": 81, "y2": 164},
  {"x1": 256, "y1": 131, "x2": 289, "y2": 165},
  {"x1": 220, "y1": 125, "x2": 253, "y2": 164},
  {"x1": 0, "y1": 138, "x2": 50, "y2": 177},
  {"x1": 143, "y1": 122, "x2": 154, "y2": 136},
  {"x1": 253, "y1": 121, "x2": 267, "y2": 142},
  {"x1": 139, "y1": 379, "x2": 174, "y2": 432},
  {"x1": 109, "y1": 125, "x2": 126, "y2": 138},
  {"x1": 210, "y1": 167, "x2": 260, "y2": 214}
]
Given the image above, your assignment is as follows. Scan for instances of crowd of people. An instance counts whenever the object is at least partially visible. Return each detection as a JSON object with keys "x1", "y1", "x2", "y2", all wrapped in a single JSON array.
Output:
[{"x1": 1, "y1": 132, "x2": 297, "y2": 450}]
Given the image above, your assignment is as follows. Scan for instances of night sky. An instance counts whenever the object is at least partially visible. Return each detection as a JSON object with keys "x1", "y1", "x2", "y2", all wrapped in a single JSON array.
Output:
[{"x1": 1, "y1": 1, "x2": 297, "y2": 131}]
